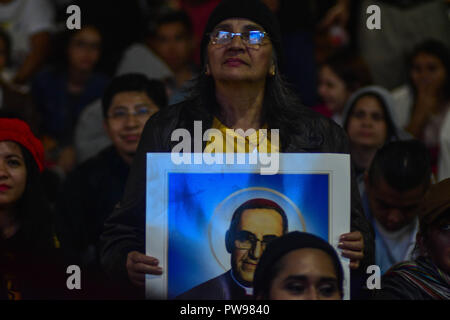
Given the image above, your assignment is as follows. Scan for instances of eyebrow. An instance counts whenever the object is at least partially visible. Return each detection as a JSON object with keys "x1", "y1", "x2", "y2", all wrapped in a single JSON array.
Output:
[
  {"x1": 213, "y1": 23, "x2": 231, "y2": 31},
  {"x1": 4, "y1": 154, "x2": 23, "y2": 161},
  {"x1": 242, "y1": 24, "x2": 264, "y2": 31},
  {"x1": 111, "y1": 103, "x2": 151, "y2": 110},
  {"x1": 283, "y1": 275, "x2": 338, "y2": 283},
  {"x1": 213, "y1": 23, "x2": 264, "y2": 32},
  {"x1": 238, "y1": 230, "x2": 279, "y2": 238}
]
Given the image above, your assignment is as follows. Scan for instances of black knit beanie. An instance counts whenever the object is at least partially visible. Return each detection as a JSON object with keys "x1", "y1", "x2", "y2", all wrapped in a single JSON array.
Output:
[
  {"x1": 253, "y1": 231, "x2": 344, "y2": 298},
  {"x1": 200, "y1": 0, "x2": 282, "y2": 67}
]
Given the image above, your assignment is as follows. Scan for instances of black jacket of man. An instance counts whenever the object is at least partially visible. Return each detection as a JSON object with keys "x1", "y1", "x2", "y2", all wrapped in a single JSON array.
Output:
[
  {"x1": 99, "y1": 98, "x2": 375, "y2": 297},
  {"x1": 56, "y1": 145, "x2": 138, "y2": 298}
]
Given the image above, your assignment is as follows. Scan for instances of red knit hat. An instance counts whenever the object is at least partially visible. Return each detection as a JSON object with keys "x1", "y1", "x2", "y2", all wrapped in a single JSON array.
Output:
[{"x1": 0, "y1": 118, "x2": 45, "y2": 172}]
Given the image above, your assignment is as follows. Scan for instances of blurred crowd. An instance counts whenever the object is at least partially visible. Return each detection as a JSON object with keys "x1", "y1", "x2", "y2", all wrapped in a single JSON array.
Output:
[{"x1": 0, "y1": 0, "x2": 449, "y2": 300}]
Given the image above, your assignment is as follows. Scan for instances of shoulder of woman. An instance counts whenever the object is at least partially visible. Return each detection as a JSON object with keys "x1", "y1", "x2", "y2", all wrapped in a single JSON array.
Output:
[
  {"x1": 284, "y1": 106, "x2": 349, "y2": 153},
  {"x1": 138, "y1": 100, "x2": 195, "y2": 152}
]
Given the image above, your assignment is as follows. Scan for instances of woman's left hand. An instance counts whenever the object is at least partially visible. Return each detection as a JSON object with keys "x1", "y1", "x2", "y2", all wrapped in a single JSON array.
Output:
[{"x1": 338, "y1": 231, "x2": 364, "y2": 270}]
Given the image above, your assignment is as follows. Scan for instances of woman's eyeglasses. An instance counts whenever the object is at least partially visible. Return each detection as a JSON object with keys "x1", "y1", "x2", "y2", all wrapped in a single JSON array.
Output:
[
  {"x1": 209, "y1": 30, "x2": 269, "y2": 47},
  {"x1": 107, "y1": 106, "x2": 152, "y2": 122}
]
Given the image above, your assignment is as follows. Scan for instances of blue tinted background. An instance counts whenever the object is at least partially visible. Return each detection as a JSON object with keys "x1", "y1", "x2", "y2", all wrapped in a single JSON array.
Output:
[{"x1": 167, "y1": 172, "x2": 328, "y2": 299}]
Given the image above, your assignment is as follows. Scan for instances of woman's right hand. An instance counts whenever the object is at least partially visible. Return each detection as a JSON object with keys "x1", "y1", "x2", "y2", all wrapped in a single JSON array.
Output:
[
  {"x1": 126, "y1": 251, "x2": 163, "y2": 287},
  {"x1": 406, "y1": 84, "x2": 440, "y2": 137}
]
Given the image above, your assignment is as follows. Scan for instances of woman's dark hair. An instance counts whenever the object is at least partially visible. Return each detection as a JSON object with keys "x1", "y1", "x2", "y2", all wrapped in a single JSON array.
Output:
[
  {"x1": 322, "y1": 49, "x2": 373, "y2": 92},
  {"x1": 343, "y1": 92, "x2": 397, "y2": 142},
  {"x1": 0, "y1": 28, "x2": 11, "y2": 67},
  {"x1": 408, "y1": 39, "x2": 450, "y2": 101},
  {"x1": 187, "y1": 48, "x2": 311, "y2": 149},
  {"x1": 101, "y1": 73, "x2": 168, "y2": 118},
  {"x1": 13, "y1": 144, "x2": 54, "y2": 252}
]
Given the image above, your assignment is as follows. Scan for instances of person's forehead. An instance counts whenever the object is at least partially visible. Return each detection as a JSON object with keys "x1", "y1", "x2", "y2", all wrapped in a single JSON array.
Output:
[
  {"x1": 371, "y1": 177, "x2": 425, "y2": 206},
  {"x1": 110, "y1": 91, "x2": 153, "y2": 107},
  {"x1": 72, "y1": 27, "x2": 101, "y2": 40},
  {"x1": 413, "y1": 52, "x2": 443, "y2": 65},
  {"x1": 353, "y1": 95, "x2": 385, "y2": 112},
  {"x1": 433, "y1": 211, "x2": 450, "y2": 226},
  {"x1": 238, "y1": 208, "x2": 283, "y2": 230},
  {"x1": 0, "y1": 140, "x2": 23, "y2": 157},
  {"x1": 157, "y1": 21, "x2": 189, "y2": 35},
  {"x1": 279, "y1": 248, "x2": 337, "y2": 277},
  {"x1": 213, "y1": 18, "x2": 265, "y2": 31}
]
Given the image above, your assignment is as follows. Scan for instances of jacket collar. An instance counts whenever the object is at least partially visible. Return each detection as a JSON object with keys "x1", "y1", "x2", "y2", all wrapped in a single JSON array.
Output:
[{"x1": 173, "y1": 99, "x2": 325, "y2": 153}]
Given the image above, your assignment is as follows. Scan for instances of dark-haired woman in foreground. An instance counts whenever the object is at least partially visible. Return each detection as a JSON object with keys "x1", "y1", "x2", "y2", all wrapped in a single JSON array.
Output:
[{"x1": 253, "y1": 231, "x2": 344, "y2": 300}]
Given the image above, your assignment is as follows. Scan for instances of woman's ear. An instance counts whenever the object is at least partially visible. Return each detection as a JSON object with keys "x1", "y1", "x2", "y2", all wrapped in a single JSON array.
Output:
[{"x1": 205, "y1": 63, "x2": 211, "y2": 76}]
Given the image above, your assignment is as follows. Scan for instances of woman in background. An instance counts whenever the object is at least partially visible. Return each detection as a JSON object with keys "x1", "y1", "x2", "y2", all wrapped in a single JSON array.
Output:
[
  {"x1": 31, "y1": 24, "x2": 109, "y2": 174},
  {"x1": 392, "y1": 40, "x2": 450, "y2": 180},
  {"x1": 0, "y1": 117, "x2": 64, "y2": 299},
  {"x1": 342, "y1": 86, "x2": 411, "y2": 194},
  {"x1": 0, "y1": 29, "x2": 38, "y2": 131},
  {"x1": 253, "y1": 231, "x2": 344, "y2": 300},
  {"x1": 314, "y1": 50, "x2": 372, "y2": 126}
]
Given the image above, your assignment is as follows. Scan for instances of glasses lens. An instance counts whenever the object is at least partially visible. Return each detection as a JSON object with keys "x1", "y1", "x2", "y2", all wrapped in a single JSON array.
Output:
[
  {"x1": 135, "y1": 106, "x2": 150, "y2": 118},
  {"x1": 247, "y1": 31, "x2": 264, "y2": 45},
  {"x1": 213, "y1": 31, "x2": 231, "y2": 44},
  {"x1": 110, "y1": 109, "x2": 128, "y2": 120},
  {"x1": 235, "y1": 231, "x2": 254, "y2": 249}
]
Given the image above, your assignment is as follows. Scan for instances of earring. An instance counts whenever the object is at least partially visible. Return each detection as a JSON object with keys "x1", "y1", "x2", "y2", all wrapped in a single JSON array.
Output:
[{"x1": 269, "y1": 65, "x2": 276, "y2": 77}]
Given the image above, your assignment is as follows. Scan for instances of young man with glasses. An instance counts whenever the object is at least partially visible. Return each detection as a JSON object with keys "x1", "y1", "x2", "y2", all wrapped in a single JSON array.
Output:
[
  {"x1": 55, "y1": 73, "x2": 167, "y2": 299},
  {"x1": 177, "y1": 198, "x2": 288, "y2": 300}
]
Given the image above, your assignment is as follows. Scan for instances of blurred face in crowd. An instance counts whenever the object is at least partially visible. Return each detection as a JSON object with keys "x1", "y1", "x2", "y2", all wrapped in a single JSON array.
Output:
[
  {"x1": 206, "y1": 18, "x2": 275, "y2": 86},
  {"x1": 365, "y1": 175, "x2": 426, "y2": 232},
  {"x1": 268, "y1": 248, "x2": 341, "y2": 300},
  {"x1": 0, "y1": 141, "x2": 27, "y2": 210},
  {"x1": 424, "y1": 213, "x2": 450, "y2": 275},
  {"x1": 346, "y1": 95, "x2": 388, "y2": 149},
  {"x1": 230, "y1": 208, "x2": 283, "y2": 286},
  {"x1": 318, "y1": 65, "x2": 350, "y2": 114},
  {"x1": 104, "y1": 91, "x2": 159, "y2": 164},
  {"x1": 151, "y1": 21, "x2": 193, "y2": 72},
  {"x1": 67, "y1": 26, "x2": 101, "y2": 73},
  {"x1": 411, "y1": 52, "x2": 447, "y2": 92}
]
